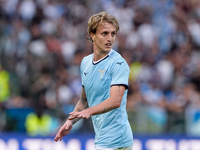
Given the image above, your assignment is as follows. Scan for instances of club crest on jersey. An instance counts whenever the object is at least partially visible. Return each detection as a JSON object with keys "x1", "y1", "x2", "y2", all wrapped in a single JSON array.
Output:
[{"x1": 98, "y1": 69, "x2": 106, "y2": 79}]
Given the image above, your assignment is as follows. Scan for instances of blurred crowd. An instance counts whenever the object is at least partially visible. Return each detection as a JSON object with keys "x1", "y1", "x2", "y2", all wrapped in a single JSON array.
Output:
[{"x1": 1, "y1": 0, "x2": 200, "y2": 136}]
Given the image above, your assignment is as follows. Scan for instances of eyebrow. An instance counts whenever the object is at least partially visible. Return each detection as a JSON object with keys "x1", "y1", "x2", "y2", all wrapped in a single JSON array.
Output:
[{"x1": 100, "y1": 30, "x2": 116, "y2": 33}]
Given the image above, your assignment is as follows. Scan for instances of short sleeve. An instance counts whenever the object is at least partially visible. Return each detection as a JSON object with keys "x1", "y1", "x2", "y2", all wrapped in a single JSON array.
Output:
[{"x1": 110, "y1": 58, "x2": 130, "y2": 89}]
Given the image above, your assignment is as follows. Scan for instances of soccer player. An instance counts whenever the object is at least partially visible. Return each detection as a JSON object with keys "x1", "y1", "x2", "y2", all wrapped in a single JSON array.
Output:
[{"x1": 54, "y1": 12, "x2": 133, "y2": 150}]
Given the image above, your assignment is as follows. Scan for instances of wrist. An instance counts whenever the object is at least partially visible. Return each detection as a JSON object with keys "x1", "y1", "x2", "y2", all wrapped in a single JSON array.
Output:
[
  {"x1": 87, "y1": 107, "x2": 93, "y2": 116},
  {"x1": 67, "y1": 116, "x2": 80, "y2": 125}
]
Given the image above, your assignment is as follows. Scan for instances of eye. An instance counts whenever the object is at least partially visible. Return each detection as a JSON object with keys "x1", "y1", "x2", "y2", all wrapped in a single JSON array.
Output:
[
  {"x1": 111, "y1": 32, "x2": 116, "y2": 36},
  {"x1": 102, "y1": 32, "x2": 107, "y2": 36}
]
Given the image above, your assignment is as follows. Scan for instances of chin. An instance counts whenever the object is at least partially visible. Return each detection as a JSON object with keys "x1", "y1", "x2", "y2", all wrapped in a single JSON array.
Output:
[{"x1": 104, "y1": 48, "x2": 112, "y2": 52}]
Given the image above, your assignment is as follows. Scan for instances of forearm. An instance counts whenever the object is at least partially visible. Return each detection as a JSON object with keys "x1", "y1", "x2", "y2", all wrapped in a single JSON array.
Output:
[
  {"x1": 88, "y1": 96, "x2": 121, "y2": 116},
  {"x1": 68, "y1": 87, "x2": 89, "y2": 124}
]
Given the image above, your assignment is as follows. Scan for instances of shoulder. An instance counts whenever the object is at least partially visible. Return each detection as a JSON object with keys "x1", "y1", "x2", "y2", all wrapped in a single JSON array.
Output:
[
  {"x1": 109, "y1": 49, "x2": 121, "y2": 59},
  {"x1": 109, "y1": 50, "x2": 128, "y2": 66},
  {"x1": 83, "y1": 53, "x2": 93, "y2": 60},
  {"x1": 81, "y1": 53, "x2": 93, "y2": 64}
]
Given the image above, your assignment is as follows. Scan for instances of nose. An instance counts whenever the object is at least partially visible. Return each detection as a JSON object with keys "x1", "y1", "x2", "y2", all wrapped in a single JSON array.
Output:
[{"x1": 107, "y1": 33, "x2": 113, "y2": 41}]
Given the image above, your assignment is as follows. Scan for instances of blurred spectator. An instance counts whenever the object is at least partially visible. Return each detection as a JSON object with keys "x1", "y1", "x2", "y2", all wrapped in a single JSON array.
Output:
[
  {"x1": 25, "y1": 108, "x2": 59, "y2": 136},
  {"x1": 0, "y1": 64, "x2": 10, "y2": 102}
]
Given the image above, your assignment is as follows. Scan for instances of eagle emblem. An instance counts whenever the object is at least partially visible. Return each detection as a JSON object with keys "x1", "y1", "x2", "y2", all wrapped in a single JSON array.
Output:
[{"x1": 98, "y1": 69, "x2": 106, "y2": 79}]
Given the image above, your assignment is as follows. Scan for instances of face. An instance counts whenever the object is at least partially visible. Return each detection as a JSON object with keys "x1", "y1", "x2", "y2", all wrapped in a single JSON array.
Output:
[{"x1": 91, "y1": 22, "x2": 117, "y2": 54}]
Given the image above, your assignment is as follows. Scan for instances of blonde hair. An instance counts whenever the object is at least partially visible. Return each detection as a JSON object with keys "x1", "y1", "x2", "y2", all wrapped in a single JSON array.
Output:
[{"x1": 87, "y1": 12, "x2": 120, "y2": 42}]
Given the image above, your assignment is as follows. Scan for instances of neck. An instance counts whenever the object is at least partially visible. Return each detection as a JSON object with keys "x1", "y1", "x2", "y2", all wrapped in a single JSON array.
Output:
[{"x1": 93, "y1": 50, "x2": 110, "y2": 62}]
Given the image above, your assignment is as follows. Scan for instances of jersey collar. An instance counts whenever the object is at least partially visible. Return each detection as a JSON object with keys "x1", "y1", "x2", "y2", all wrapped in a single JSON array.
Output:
[{"x1": 93, "y1": 49, "x2": 113, "y2": 65}]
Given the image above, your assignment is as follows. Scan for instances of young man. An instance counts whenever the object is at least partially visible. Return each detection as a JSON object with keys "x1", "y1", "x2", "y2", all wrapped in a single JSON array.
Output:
[{"x1": 54, "y1": 12, "x2": 133, "y2": 150}]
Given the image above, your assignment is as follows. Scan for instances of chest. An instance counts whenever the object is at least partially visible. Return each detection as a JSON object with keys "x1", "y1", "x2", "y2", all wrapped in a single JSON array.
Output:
[{"x1": 82, "y1": 63, "x2": 112, "y2": 91}]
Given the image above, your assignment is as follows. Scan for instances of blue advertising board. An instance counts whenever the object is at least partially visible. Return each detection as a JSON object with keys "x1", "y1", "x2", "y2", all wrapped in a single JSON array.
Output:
[{"x1": 0, "y1": 133, "x2": 200, "y2": 150}]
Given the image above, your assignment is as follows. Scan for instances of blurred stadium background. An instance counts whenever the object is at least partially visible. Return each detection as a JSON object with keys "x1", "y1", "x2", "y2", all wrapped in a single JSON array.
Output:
[{"x1": 1, "y1": 0, "x2": 200, "y2": 150}]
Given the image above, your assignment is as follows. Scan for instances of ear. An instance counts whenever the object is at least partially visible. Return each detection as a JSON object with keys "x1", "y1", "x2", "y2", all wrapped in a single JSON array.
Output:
[{"x1": 90, "y1": 33, "x2": 95, "y2": 42}]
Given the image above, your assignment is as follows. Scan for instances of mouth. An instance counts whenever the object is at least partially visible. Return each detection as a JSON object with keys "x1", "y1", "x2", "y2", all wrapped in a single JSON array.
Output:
[{"x1": 105, "y1": 43, "x2": 112, "y2": 47}]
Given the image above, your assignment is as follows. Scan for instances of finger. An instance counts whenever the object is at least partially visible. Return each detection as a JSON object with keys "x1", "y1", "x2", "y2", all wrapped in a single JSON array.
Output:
[
  {"x1": 69, "y1": 112, "x2": 76, "y2": 115},
  {"x1": 83, "y1": 116, "x2": 88, "y2": 119},
  {"x1": 69, "y1": 113, "x2": 79, "y2": 120},
  {"x1": 54, "y1": 127, "x2": 64, "y2": 141},
  {"x1": 56, "y1": 133, "x2": 63, "y2": 141},
  {"x1": 69, "y1": 114, "x2": 76, "y2": 118},
  {"x1": 54, "y1": 135, "x2": 60, "y2": 142},
  {"x1": 54, "y1": 138, "x2": 60, "y2": 142},
  {"x1": 69, "y1": 111, "x2": 74, "y2": 114},
  {"x1": 77, "y1": 114, "x2": 85, "y2": 118},
  {"x1": 68, "y1": 116, "x2": 76, "y2": 120},
  {"x1": 82, "y1": 115, "x2": 87, "y2": 119},
  {"x1": 77, "y1": 114, "x2": 82, "y2": 118}
]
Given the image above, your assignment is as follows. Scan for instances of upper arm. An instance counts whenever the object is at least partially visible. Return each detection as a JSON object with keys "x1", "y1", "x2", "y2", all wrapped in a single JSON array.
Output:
[
  {"x1": 111, "y1": 58, "x2": 130, "y2": 89},
  {"x1": 110, "y1": 85, "x2": 126, "y2": 108},
  {"x1": 108, "y1": 58, "x2": 130, "y2": 108}
]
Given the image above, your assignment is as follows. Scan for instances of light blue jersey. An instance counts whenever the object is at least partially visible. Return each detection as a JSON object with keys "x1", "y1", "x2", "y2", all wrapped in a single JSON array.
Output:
[{"x1": 80, "y1": 49, "x2": 133, "y2": 148}]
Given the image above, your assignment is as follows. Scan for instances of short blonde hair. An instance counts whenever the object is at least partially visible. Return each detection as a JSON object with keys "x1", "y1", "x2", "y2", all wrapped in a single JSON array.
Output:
[{"x1": 87, "y1": 12, "x2": 120, "y2": 42}]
